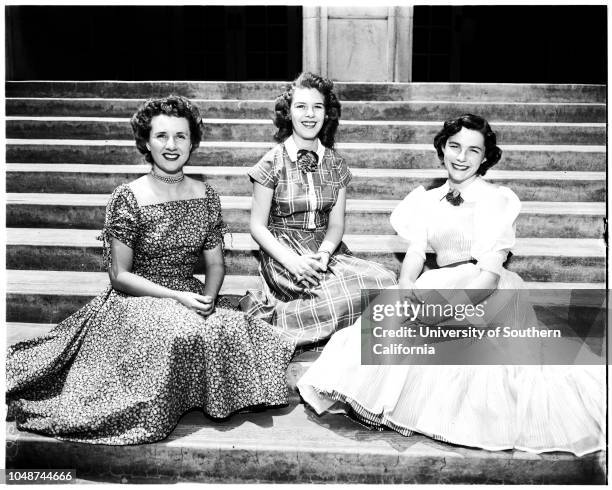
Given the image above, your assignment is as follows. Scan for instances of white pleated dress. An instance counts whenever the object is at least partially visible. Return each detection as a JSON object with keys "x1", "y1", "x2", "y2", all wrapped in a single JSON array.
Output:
[{"x1": 297, "y1": 178, "x2": 605, "y2": 456}]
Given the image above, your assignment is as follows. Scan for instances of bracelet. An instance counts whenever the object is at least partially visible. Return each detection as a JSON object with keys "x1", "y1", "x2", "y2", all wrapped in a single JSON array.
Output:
[{"x1": 318, "y1": 250, "x2": 332, "y2": 258}]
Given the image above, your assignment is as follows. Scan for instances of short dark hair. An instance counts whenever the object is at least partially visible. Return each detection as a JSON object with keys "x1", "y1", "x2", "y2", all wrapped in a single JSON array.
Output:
[
  {"x1": 273, "y1": 72, "x2": 341, "y2": 149},
  {"x1": 433, "y1": 114, "x2": 502, "y2": 176},
  {"x1": 131, "y1": 95, "x2": 204, "y2": 164}
]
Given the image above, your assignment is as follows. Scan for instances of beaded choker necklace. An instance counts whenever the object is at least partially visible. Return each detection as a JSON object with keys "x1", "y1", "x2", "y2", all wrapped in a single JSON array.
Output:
[{"x1": 150, "y1": 170, "x2": 185, "y2": 184}]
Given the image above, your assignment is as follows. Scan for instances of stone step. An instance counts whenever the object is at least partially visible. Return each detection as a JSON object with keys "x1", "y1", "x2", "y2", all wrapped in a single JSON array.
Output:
[
  {"x1": 6, "y1": 98, "x2": 607, "y2": 123},
  {"x1": 6, "y1": 117, "x2": 607, "y2": 145},
  {"x1": 8, "y1": 322, "x2": 58, "y2": 345},
  {"x1": 6, "y1": 164, "x2": 606, "y2": 202},
  {"x1": 6, "y1": 194, "x2": 606, "y2": 239},
  {"x1": 7, "y1": 405, "x2": 604, "y2": 484},
  {"x1": 8, "y1": 276, "x2": 606, "y2": 344},
  {"x1": 7, "y1": 279, "x2": 606, "y2": 345},
  {"x1": 6, "y1": 270, "x2": 604, "y2": 298},
  {"x1": 7, "y1": 140, "x2": 606, "y2": 171},
  {"x1": 6, "y1": 269, "x2": 605, "y2": 325},
  {"x1": 7, "y1": 272, "x2": 257, "y2": 298},
  {"x1": 5, "y1": 231, "x2": 606, "y2": 284},
  {"x1": 7, "y1": 269, "x2": 606, "y2": 332},
  {"x1": 6, "y1": 271, "x2": 248, "y2": 324},
  {"x1": 6, "y1": 81, "x2": 606, "y2": 103}
]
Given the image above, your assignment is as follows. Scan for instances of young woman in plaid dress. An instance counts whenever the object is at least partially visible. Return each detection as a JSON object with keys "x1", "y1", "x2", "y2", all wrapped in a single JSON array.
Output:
[{"x1": 239, "y1": 72, "x2": 397, "y2": 348}]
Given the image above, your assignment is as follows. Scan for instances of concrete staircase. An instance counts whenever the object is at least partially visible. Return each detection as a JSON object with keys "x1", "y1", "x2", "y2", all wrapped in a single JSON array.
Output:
[{"x1": 5, "y1": 81, "x2": 606, "y2": 483}]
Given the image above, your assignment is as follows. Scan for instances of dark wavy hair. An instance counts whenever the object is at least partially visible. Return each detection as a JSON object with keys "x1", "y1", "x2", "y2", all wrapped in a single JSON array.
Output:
[
  {"x1": 433, "y1": 114, "x2": 502, "y2": 176},
  {"x1": 130, "y1": 95, "x2": 204, "y2": 164},
  {"x1": 273, "y1": 72, "x2": 341, "y2": 149}
]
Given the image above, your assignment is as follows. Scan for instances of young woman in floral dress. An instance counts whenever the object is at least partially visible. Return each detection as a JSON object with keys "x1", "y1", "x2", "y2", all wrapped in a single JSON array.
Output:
[{"x1": 7, "y1": 95, "x2": 295, "y2": 445}]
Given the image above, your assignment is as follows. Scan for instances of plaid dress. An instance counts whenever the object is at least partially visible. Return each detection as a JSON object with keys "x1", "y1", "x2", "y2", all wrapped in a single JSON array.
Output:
[{"x1": 239, "y1": 137, "x2": 397, "y2": 347}]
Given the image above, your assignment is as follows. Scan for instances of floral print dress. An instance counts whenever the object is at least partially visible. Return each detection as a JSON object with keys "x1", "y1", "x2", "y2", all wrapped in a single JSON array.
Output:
[{"x1": 7, "y1": 183, "x2": 295, "y2": 445}]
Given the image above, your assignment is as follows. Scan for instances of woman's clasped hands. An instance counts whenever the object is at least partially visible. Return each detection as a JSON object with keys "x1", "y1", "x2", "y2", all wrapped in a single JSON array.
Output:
[
  {"x1": 283, "y1": 251, "x2": 329, "y2": 289},
  {"x1": 174, "y1": 291, "x2": 216, "y2": 317}
]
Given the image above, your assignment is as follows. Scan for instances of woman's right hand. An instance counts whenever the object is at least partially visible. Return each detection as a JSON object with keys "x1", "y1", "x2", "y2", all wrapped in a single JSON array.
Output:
[
  {"x1": 173, "y1": 291, "x2": 215, "y2": 316},
  {"x1": 398, "y1": 278, "x2": 422, "y2": 304},
  {"x1": 282, "y1": 252, "x2": 325, "y2": 287}
]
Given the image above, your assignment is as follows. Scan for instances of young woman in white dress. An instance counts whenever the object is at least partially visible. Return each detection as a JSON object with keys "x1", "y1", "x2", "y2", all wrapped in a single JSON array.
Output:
[{"x1": 297, "y1": 114, "x2": 605, "y2": 456}]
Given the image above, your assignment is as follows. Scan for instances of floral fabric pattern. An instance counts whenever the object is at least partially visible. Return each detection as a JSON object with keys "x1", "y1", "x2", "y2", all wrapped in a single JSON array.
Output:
[{"x1": 7, "y1": 183, "x2": 295, "y2": 445}]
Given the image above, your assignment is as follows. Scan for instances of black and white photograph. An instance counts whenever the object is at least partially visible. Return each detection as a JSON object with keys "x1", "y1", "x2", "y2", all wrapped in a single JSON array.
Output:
[{"x1": 3, "y1": 1, "x2": 608, "y2": 485}]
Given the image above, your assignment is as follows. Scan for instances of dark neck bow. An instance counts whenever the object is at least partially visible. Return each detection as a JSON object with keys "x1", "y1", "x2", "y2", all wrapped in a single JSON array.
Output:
[
  {"x1": 296, "y1": 149, "x2": 319, "y2": 173},
  {"x1": 443, "y1": 188, "x2": 464, "y2": 206}
]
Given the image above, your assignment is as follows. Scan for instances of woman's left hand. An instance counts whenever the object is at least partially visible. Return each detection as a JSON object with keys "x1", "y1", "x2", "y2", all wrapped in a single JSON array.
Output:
[
  {"x1": 197, "y1": 295, "x2": 216, "y2": 317},
  {"x1": 311, "y1": 251, "x2": 331, "y2": 271},
  {"x1": 294, "y1": 253, "x2": 328, "y2": 289}
]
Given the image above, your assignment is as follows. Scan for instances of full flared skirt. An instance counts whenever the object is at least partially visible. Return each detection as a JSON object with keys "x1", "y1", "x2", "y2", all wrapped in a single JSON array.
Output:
[
  {"x1": 297, "y1": 264, "x2": 606, "y2": 456},
  {"x1": 7, "y1": 286, "x2": 295, "y2": 445}
]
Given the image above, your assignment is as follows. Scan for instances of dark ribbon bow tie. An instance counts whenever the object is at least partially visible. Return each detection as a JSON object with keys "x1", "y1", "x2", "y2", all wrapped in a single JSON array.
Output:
[
  {"x1": 443, "y1": 188, "x2": 464, "y2": 206},
  {"x1": 296, "y1": 149, "x2": 319, "y2": 173}
]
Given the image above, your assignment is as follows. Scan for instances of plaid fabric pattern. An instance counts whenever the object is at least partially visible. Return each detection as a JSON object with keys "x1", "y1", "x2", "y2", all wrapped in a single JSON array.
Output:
[
  {"x1": 241, "y1": 140, "x2": 397, "y2": 347},
  {"x1": 247, "y1": 138, "x2": 352, "y2": 231}
]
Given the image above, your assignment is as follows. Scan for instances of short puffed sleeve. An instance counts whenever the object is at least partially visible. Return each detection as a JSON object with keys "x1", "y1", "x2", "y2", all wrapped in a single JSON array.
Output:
[
  {"x1": 472, "y1": 186, "x2": 521, "y2": 276},
  {"x1": 97, "y1": 184, "x2": 139, "y2": 268},
  {"x1": 390, "y1": 186, "x2": 428, "y2": 260},
  {"x1": 331, "y1": 151, "x2": 352, "y2": 188},
  {"x1": 202, "y1": 185, "x2": 230, "y2": 250},
  {"x1": 248, "y1": 147, "x2": 282, "y2": 189}
]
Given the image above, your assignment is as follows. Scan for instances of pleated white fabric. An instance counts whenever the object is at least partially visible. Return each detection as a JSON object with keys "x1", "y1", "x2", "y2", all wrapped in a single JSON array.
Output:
[
  {"x1": 297, "y1": 179, "x2": 606, "y2": 456},
  {"x1": 298, "y1": 325, "x2": 605, "y2": 455}
]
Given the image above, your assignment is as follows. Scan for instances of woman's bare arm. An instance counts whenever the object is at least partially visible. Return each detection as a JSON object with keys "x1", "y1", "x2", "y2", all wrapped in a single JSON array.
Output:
[
  {"x1": 108, "y1": 237, "x2": 213, "y2": 314},
  {"x1": 317, "y1": 187, "x2": 346, "y2": 253},
  {"x1": 398, "y1": 251, "x2": 425, "y2": 289},
  {"x1": 250, "y1": 182, "x2": 323, "y2": 285},
  {"x1": 201, "y1": 243, "x2": 225, "y2": 301}
]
